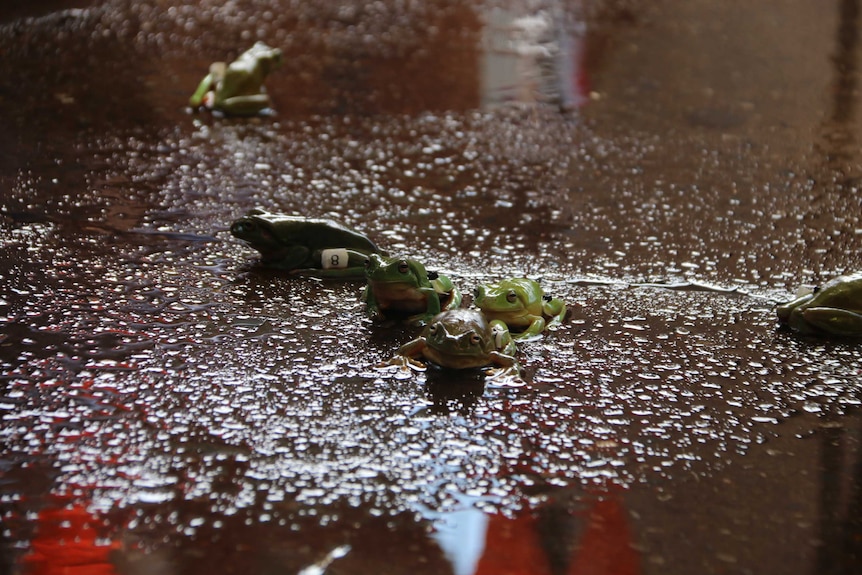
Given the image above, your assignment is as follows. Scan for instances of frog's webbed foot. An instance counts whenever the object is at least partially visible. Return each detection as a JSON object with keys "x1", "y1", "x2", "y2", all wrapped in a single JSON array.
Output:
[
  {"x1": 377, "y1": 354, "x2": 427, "y2": 376},
  {"x1": 484, "y1": 364, "x2": 525, "y2": 387}
]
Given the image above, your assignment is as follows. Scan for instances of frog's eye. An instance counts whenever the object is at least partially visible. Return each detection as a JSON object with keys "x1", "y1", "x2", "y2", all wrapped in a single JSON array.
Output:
[
  {"x1": 469, "y1": 333, "x2": 482, "y2": 345},
  {"x1": 231, "y1": 221, "x2": 255, "y2": 234},
  {"x1": 473, "y1": 287, "x2": 480, "y2": 299},
  {"x1": 364, "y1": 258, "x2": 372, "y2": 268},
  {"x1": 398, "y1": 261, "x2": 410, "y2": 274},
  {"x1": 506, "y1": 290, "x2": 518, "y2": 303},
  {"x1": 428, "y1": 324, "x2": 439, "y2": 335}
]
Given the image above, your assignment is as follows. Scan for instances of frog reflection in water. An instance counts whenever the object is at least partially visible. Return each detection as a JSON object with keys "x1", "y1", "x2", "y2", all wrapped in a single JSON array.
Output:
[
  {"x1": 473, "y1": 278, "x2": 566, "y2": 340},
  {"x1": 230, "y1": 209, "x2": 383, "y2": 279},
  {"x1": 189, "y1": 42, "x2": 282, "y2": 115},
  {"x1": 389, "y1": 309, "x2": 520, "y2": 380},
  {"x1": 776, "y1": 272, "x2": 862, "y2": 336},
  {"x1": 364, "y1": 254, "x2": 462, "y2": 325}
]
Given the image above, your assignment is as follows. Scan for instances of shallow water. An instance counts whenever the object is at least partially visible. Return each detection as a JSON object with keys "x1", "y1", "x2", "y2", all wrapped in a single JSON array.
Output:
[{"x1": 2, "y1": 0, "x2": 862, "y2": 573}]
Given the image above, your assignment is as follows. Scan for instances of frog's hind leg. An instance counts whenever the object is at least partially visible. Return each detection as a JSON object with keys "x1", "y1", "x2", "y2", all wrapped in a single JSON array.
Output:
[
  {"x1": 303, "y1": 248, "x2": 374, "y2": 279},
  {"x1": 802, "y1": 307, "x2": 862, "y2": 337},
  {"x1": 217, "y1": 94, "x2": 273, "y2": 116}
]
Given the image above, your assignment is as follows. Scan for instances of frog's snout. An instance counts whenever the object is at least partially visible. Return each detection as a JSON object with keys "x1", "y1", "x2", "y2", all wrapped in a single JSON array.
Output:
[{"x1": 230, "y1": 220, "x2": 256, "y2": 237}]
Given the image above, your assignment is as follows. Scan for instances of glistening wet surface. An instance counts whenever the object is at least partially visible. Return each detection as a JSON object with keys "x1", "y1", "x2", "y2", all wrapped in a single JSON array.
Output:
[{"x1": 2, "y1": 0, "x2": 862, "y2": 573}]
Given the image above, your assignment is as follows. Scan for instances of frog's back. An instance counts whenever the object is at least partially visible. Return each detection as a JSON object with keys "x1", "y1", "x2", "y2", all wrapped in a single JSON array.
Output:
[
  {"x1": 818, "y1": 272, "x2": 862, "y2": 310},
  {"x1": 268, "y1": 214, "x2": 381, "y2": 253},
  {"x1": 433, "y1": 308, "x2": 490, "y2": 333}
]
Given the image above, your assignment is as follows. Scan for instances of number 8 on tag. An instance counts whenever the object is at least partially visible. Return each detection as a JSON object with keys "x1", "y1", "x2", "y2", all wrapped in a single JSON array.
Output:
[{"x1": 321, "y1": 248, "x2": 349, "y2": 269}]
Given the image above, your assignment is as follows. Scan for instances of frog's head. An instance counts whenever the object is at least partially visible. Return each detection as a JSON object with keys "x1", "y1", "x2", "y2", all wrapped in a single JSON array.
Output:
[
  {"x1": 775, "y1": 289, "x2": 815, "y2": 323},
  {"x1": 230, "y1": 209, "x2": 287, "y2": 260},
  {"x1": 248, "y1": 41, "x2": 283, "y2": 73},
  {"x1": 777, "y1": 273, "x2": 862, "y2": 335},
  {"x1": 365, "y1": 254, "x2": 426, "y2": 287},
  {"x1": 473, "y1": 283, "x2": 528, "y2": 314},
  {"x1": 425, "y1": 310, "x2": 493, "y2": 358}
]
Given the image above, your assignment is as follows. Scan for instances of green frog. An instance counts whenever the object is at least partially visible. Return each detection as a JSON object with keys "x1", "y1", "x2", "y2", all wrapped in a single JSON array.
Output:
[
  {"x1": 230, "y1": 209, "x2": 383, "y2": 278},
  {"x1": 473, "y1": 278, "x2": 566, "y2": 339},
  {"x1": 776, "y1": 272, "x2": 862, "y2": 336},
  {"x1": 363, "y1": 254, "x2": 462, "y2": 324},
  {"x1": 389, "y1": 309, "x2": 520, "y2": 379},
  {"x1": 189, "y1": 42, "x2": 283, "y2": 115}
]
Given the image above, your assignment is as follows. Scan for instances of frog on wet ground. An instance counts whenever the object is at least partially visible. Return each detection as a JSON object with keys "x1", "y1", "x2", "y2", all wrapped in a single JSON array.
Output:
[
  {"x1": 473, "y1": 277, "x2": 566, "y2": 339},
  {"x1": 386, "y1": 308, "x2": 521, "y2": 381},
  {"x1": 363, "y1": 253, "x2": 462, "y2": 325},
  {"x1": 230, "y1": 208, "x2": 383, "y2": 279},
  {"x1": 189, "y1": 42, "x2": 283, "y2": 116},
  {"x1": 776, "y1": 272, "x2": 862, "y2": 336}
]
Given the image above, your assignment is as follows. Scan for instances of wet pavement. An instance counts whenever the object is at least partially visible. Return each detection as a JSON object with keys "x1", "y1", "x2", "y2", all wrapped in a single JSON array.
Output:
[{"x1": 2, "y1": 0, "x2": 862, "y2": 573}]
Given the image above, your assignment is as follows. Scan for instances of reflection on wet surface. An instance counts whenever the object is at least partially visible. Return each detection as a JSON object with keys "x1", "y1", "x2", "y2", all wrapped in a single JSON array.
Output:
[{"x1": 2, "y1": 0, "x2": 862, "y2": 573}]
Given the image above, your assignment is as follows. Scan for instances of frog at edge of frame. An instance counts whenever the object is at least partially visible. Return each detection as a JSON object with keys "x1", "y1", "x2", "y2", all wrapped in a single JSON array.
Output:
[
  {"x1": 230, "y1": 208, "x2": 383, "y2": 279},
  {"x1": 776, "y1": 271, "x2": 862, "y2": 336},
  {"x1": 363, "y1": 253, "x2": 462, "y2": 325},
  {"x1": 473, "y1": 277, "x2": 567, "y2": 340},
  {"x1": 189, "y1": 42, "x2": 283, "y2": 116}
]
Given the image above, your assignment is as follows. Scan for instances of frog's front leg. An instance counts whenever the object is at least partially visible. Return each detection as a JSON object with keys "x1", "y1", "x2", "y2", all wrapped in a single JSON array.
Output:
[
  {"x1": 273, "y1": 245, "x2": 312, "y2": 271},
  {"x1": 776, "y1": 294, "x2": 814, "y2": 323},
  {"x1": 484, "y1": 351, "x2": 523, "y2": 385},
  {"x1": 490, "y1": 319, "x2": 517, "y2": 357},
  {"x1": 513, "y1": 315, "x2": 546, "y2": 340},
  {"x1": 442, "y1": 286, "x2": 463, "y2": 311},
  {"x1": 430, "y1": 274, "x2": 462, "y2": 311},
  {"x1": 363, "y1": 285, "x2": 384, "y2": 321},
  {"x1": 380, "y1": 339, "x2": 428, "y2": 372},
  {"x1": 190, "y1": 73, "x2": 215, "y2": 108},
  {"x1": 408, "y1": 286, "x2": 443, "y2": 325},
  {"x1": 802, "y1": 307, "x2": 862, "y2": 336},
  {"x1": 189, "y1": 62, "x2": 225, "y2": 108},
  {"x1": 542, "y1": 297, "x2": 567, "y2": 329}
]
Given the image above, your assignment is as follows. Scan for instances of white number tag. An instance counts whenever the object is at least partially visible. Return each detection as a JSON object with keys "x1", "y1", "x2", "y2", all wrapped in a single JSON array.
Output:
[{"x1": 321, "y1": 248, "x2": 349, "y2": 269}]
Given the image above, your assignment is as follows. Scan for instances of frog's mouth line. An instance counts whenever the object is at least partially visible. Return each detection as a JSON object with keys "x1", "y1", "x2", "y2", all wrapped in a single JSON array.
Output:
[
  {"x1": 370, "y1": 280, "x2": 421, "y2": 292},
  {"x1": 482, "y1": 306, "x2": 529, "y2": 317},
  {"x1": 423, "y1": 345, "x2": 490, "y2": 367}
]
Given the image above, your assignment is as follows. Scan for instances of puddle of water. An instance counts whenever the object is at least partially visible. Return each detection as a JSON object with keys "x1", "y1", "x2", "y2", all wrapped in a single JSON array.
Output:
[{"x1": 2, "y1": 1, "x2": 862, "y2": 574}]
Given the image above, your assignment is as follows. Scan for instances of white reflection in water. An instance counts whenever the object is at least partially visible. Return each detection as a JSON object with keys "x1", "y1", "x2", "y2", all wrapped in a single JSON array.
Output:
[{"x1": 481, "y1": 5, "x2": 588, "y2": 110}]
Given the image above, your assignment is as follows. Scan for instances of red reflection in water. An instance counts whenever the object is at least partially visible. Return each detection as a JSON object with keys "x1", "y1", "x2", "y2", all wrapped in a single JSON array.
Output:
[
  {"x1": 23, "y1": 499, "x2": 120, "y2": 575},
  {"x1": 568, "y1": 493, "x2": 640, "y2": 575},
  {"x1": 474, "y1": 512, "x2": 553, "y2": 575},
  {"x1": 473, "y1": 489, "x2": 640, "y2": 575}
]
